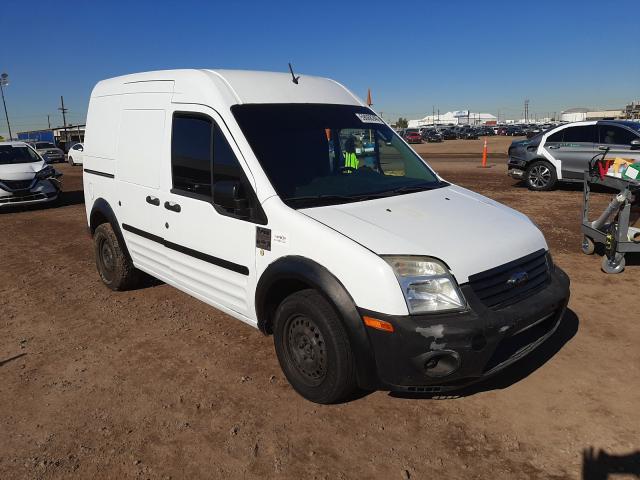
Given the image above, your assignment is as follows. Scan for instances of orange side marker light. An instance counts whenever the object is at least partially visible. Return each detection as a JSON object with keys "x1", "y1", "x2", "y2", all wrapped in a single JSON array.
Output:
[{"x1": 363, "y1": 316, "x2": 394, "y2": 333}]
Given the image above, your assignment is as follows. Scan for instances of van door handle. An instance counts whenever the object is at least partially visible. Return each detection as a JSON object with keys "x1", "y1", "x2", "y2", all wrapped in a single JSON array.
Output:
[
  {"x1": 146, "y1": 195, "x2": 160, "y2": 206},
  {"x1": 547, "y1": 145, "x2": 559, "y2": 149},
  {"x1": 164, "y1": 201, "x2": 181, "y2": 212},
  {"x1": 598, "y1": 145, "x2": 610, "y2": 151}
]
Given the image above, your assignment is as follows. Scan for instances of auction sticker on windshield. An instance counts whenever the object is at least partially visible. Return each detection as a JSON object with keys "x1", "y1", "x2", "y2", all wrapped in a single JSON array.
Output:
[{"x1": 355, "y1": 113, "x2": 385, "y2": 124}]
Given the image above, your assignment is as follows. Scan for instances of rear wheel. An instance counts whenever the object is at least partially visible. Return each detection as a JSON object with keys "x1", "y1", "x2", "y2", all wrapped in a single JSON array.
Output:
[
  {"x1": 94, "y1": 223, "x2": 140, "y2": 290},
  {"x1": 273, "y1": 289, "x2": 357, "y2": 404},
  {"x1": 526, "y1": 160, "x2": 557, "y2": 191}
]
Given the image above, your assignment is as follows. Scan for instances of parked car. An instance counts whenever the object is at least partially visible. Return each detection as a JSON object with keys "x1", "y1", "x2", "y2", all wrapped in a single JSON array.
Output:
[
  {"x1": 30, "y1": 141, "x2": 65, "y2": 163},
  {"x1": 67, "y1": 143, "x2": 85, "y2": 166},
  {"x1": 508, "y1": 120, "x2": 640, "y2": 190},
  {"x1": 441, "y1": 129, "x2": 458, "y2": 140},
  {"x1": 424, "y1": 131, "x2": 443, "y2": 143},
  {"x1": 84, "y1": 69, "x2": 570, "y2": 404},
  {"x1": 0, "y1": 141, "x2": 62, "y2": 208},
  {"x1": 403, "y1": 131, "x2": 423, "y2": 143},
  {"x1": 458, "y1": 129, "x2": 479, "y2": 140}
]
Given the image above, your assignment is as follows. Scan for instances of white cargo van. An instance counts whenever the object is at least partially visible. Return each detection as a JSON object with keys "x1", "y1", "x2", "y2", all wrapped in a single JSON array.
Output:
[{"x1": 83, "y1": 69, "x2": 570, "y2": 403}]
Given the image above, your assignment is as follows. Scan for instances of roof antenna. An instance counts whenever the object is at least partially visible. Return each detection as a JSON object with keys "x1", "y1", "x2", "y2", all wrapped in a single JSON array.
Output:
[{"x1": 288, "y1": 62, "x2": 300, "y2": 84}]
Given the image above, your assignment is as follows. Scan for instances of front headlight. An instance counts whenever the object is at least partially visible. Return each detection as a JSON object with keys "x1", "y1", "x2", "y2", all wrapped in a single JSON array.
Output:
[
  {"x1": 35, "y1": 166, "x2": 55, "y2": 180},
  {"x1": 383, "y1": 256, "x2": 466, "y2": 314}
]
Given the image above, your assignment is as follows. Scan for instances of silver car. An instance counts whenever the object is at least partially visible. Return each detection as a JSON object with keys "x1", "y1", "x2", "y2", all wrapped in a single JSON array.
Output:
[
  {"x1": 30, "y1": 141, "x2": 65, "y2": 163},
  {"x1": 508, "y1": 120, "x2": 640, "y2": 190}
]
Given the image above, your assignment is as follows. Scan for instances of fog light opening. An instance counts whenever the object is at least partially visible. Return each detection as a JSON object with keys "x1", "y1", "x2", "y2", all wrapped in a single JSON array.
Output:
[{"x1": 423, "y1": 351, "x2": 460, "y2": 378}]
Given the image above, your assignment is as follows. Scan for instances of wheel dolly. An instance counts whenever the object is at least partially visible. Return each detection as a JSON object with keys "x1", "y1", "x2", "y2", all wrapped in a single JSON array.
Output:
[{"x1": 581, "y1": 148, "x2": 640, "y2": 274}]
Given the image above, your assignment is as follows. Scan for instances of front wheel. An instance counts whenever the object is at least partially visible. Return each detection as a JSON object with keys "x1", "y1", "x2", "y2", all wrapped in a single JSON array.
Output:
[
  {"x1": 68, "y1": 156, "x2": 75, "y2": 166},
  {"x1": 273, "y1": 289, "x2": 357, "y2": 404},
  {"x1": 526, "y1": 160, "x2": 557, "y2": 191},
  {"x1": 601, "y1": 253, "x2": 625, "y2": 274}
]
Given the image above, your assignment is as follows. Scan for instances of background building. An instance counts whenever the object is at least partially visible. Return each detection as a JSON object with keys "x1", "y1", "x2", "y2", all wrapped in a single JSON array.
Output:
[
  {"x1": 408, "y1": 110, "x2": 497, "y2": 128},
  {"x1": 17, "y1": 124, "x2": 85, "y2": 151}
]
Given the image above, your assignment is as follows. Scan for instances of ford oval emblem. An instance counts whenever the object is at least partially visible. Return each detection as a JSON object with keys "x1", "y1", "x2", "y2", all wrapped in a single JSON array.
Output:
[{"x1": 506, "y1": 271, "x2": 529, "y2": 288}]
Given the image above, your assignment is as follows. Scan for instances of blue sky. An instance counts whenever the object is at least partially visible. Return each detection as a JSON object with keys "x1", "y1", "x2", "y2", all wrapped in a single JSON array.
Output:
[{"x1": 1, "y1": 0, "x2": 638, "y2": 136}]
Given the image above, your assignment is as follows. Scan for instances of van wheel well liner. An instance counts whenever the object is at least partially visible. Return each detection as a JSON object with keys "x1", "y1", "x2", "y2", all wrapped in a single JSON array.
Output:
[{"x1": 256, "y1": 256, "x2": 378, "y2": 389}]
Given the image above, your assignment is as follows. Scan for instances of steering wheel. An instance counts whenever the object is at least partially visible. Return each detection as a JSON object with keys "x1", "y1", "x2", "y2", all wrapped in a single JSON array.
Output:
[{"x1": 338, "y1": 166, "x2": 357, "y2": 174}]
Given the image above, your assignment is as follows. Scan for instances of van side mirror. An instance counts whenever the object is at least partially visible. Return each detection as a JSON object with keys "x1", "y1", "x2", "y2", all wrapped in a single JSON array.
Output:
[
  {"x1": 631, "y1": 139, "x2": 640, "y2": 150},
  {"x1": 213, "y1": 180, "x2": 249, "y2": 218}
]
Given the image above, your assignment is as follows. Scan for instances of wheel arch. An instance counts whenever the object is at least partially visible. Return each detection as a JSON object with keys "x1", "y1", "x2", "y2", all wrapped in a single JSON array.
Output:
[
  {"x1": 256, "y1": 256, "x2": 378, "y2": 389},
  {"x1": 89, "y1": 198, "x2": 132, "y2": 262}
]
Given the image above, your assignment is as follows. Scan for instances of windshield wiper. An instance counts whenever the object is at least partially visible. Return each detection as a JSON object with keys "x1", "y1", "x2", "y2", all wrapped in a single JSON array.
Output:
[
  {"x1": 383, "y1": 182, "x2": 447, "y2": 195},
  {"x1": 286, "y1": 194, "x2": 382, "y2": 208}
]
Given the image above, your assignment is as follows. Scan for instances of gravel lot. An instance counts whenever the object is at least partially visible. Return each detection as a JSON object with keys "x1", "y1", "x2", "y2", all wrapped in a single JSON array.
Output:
[{"x1": 1, "y1": 159, "x2": 638, "y2": 479}]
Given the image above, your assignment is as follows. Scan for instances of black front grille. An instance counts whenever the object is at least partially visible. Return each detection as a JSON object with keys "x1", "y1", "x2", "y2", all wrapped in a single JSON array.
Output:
[
  {"x1": 467, "y1": 249, "x2": 549, "y2": 309},
  {"x1": 1, "y1": 179, "x2": 34, "y2": 191}
]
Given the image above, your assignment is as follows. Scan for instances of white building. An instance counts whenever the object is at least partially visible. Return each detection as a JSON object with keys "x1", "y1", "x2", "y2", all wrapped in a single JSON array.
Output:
[
  {"x1": 560, "y1": 107, "x2": 590, "y2": 122},
  {"x1": 408, "y1": 110, "x2": 497, "y2": 128}
]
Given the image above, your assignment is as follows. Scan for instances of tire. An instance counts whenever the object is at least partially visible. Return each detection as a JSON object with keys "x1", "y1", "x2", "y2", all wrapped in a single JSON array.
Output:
[
  {"x1": 273, "y1": 289, "x2": 357, "y2": 404},
  {"x1": 68, "y1": 156, "x2": 75, "y2": 166},
  {"x1": 93, "y1": 223, "x2": 140, "y2": 290},
  {"x1": 601, "y1": 253, "x2": 625, "y2": 274},
  {"x1": 526, "y1": 160, "x2": 557, "y2": 191},
  {"x1": 581, "y1": 236, "x2": 595, "y2": 255}
]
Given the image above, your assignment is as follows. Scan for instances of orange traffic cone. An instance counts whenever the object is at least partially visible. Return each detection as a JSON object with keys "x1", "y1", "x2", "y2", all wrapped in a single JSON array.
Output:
[{"x1": 481, "y1": 138, "x2": 488, "y2": 168}]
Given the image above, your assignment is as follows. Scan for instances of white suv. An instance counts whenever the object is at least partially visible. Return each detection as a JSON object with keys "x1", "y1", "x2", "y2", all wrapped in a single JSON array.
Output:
[{"x1": 83, "y1": 69, "x2": 570, "y2": 403}]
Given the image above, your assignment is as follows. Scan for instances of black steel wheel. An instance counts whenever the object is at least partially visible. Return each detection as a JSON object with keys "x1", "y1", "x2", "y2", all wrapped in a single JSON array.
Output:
[
  {"x1": 285, "y1": 314, "x2": 327, "y2": 386},
  {"x1": 273, "y1": 289, "x2": 357, "y2": 404}
]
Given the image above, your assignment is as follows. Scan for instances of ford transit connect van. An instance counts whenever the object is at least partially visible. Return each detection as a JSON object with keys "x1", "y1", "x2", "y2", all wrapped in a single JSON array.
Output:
[{"x1": 83, "y1": 70, "x2": 570, "y2": 403}]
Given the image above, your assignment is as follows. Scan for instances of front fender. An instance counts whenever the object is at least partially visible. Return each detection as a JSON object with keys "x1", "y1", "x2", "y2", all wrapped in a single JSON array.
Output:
[{"x1": 256, "y1": 256, "x2": 379, "y2": 389}]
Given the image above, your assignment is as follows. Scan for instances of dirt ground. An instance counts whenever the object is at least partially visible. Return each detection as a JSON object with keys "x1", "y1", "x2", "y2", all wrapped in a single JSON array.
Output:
[{"x1": 1, "y1": 159, "x2": 639, "y2": 480}]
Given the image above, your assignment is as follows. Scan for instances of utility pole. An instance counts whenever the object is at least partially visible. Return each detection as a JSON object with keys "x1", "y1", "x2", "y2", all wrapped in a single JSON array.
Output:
[
  {"x1": 58, "y1": 96, "x2": 68, "y2": 147},
  {"x1": 524, "y1": 99, "x2": 530, "y2": 123},
  {"x1": 47, "y1": 114, "x2": 51, "y2": 129},
  {"x1": 0, "y1": 73, "x2": 12, "y2": 140}
]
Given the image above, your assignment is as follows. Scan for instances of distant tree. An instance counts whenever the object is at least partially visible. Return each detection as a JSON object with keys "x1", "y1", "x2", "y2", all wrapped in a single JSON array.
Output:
[
  {"x1": 0, "y1": 135, "x2": 4, "y2": 141},
  {"x1": 396, "y1": 117, "x2": 408, "y2": 128}
]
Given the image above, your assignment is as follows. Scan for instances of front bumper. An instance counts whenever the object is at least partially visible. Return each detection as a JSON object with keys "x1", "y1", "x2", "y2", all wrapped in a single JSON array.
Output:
[
  {"x1": 360, "y1": 266, "x2": 570, "y2": 393},
  {"x1": 0, "y1": 178, "x2": 61, "y2": 207}
]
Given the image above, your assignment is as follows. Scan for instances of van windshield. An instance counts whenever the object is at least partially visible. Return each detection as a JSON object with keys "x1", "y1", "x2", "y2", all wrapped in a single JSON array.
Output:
[
  {"x1": 0, "y1": 145, "x2": 42, "y2": 165},
  {"x1": 232, "y1": 104, "x2": 445, "y2": 208}
]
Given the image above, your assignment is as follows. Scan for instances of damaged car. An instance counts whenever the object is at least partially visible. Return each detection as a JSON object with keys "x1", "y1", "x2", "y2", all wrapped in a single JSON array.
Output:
[{"x1": 0, "y1": 142, "x2": 62, "y2": 208}]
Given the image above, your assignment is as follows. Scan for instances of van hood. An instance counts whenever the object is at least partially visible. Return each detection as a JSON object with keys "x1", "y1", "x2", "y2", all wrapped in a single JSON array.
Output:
[
  {"x1": 0, "y1": 161, "x2": 45, "y2": 180},
  {"x1": 301, "y1": 184, "x2": 547, "y2": 283}
]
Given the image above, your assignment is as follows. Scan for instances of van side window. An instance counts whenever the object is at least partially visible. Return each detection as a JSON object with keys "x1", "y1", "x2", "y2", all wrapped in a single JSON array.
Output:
[
  {"x1": 171, "y1": 114, "x2": 213, "y2": 197},
  {"x1": 213, "y1": 124, "x2": 245, "y2": 183}
]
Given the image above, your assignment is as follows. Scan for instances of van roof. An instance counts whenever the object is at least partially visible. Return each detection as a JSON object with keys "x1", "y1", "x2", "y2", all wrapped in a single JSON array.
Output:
[{"x1": 91, "y1": 69, "x2": 365, "y2": 107}]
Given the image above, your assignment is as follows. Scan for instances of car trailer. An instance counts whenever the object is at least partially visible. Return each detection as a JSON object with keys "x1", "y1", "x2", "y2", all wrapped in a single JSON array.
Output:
[{"x1": 581, "y1": 152, "x2": 640, "y2": 274}]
